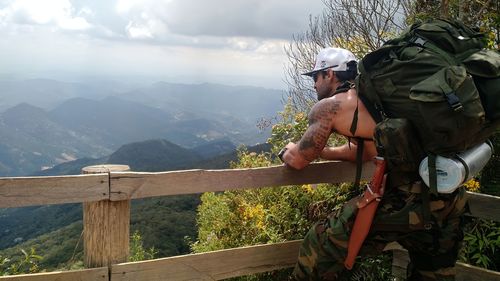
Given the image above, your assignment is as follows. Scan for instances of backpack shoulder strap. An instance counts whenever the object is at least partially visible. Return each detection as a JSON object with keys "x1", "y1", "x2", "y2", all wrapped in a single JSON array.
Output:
[
  {"x1": 333, "y1": 81, "x2": 355, "y2": 95},
  {"x1": 349, "y1": 78, "x2": 383, "y2": 137},
  {"x1": 353, "y1": 138, "x2": 364, "y2": 191}
]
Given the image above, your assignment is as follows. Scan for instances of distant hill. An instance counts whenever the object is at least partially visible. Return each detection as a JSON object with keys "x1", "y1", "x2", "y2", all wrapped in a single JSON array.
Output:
[
  {"x1": 119, "y1": 82, "x2": 282, "y2": 145},
  {"x1": 49, "y1": 96, "x2": 174, "y2": 150},
  {"x1": 0, "y1": 78, "x2": 135, "y2": 111},
  {"x1": 192, "y1": 143, "x2": 272, "y2": 169},
  {"x1": 0, "y1": 103, "x2": 111, "y2": 176},
  {"x1": 107, "y1": 139, "x2": 202, "y2": 171},
  {"x1": 37, "y1": 139, "x2": 271, "y2": 176},
  {"x1": 190, "y1": 139, "x2": 236, "y2": 159},
  {"x1": 121, "y1": 82, "x2": 283, "y2": 123}
]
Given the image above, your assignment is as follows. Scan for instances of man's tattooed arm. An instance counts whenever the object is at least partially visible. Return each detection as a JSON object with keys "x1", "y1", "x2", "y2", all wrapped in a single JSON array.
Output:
[{"x1": 297, "y1": 99, "x2": 340, "y2": 161}]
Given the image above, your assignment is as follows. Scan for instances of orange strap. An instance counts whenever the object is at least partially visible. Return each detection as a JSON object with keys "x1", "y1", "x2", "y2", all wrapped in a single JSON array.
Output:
[{"x1": 344, "y1": 157, "x2": 386, "y2": 270}]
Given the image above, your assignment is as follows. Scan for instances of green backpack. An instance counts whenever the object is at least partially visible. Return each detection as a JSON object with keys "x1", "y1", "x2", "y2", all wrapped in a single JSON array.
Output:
[{"x1": 354, "y1": 19, "x2": 500, "y2": 191}]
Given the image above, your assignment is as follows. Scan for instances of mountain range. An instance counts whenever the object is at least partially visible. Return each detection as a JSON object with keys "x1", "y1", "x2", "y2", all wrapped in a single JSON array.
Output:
[{"x1": 0, "y1": 79, "x2": 283, "y2": 176}]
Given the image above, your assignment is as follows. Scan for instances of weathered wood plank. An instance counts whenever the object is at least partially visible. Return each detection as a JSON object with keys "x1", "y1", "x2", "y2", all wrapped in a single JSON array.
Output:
[
  {"x1": 0, "y1": 174, "x2": 109, "y2": 208},
  {"x1": 392, "y1": 249, "x2": 500, "y2": 281},
  {"x1": 109, "y1": 161, "x2": 375, "y2": 200},
  {"x1": 0, "y1": 267, "x2": 108, "y2": 281},
  {"x1": 82, "y1": 165, "x2": 130, "y2": 268},
  {"x1": 466, "y1": 192, "x2": 500, "y2": 222},
  {"x1": 456, "y1": 262, "x2": 500, "y2": 281},
  {"x1": 111, "y1": 240, "x2": 302, "y2": 281}
]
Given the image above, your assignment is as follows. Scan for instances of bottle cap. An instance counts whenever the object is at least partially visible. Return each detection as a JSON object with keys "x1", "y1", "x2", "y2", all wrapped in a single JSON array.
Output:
[{"x1": 419, "y1": 156, "x2": 465, "y2": 193}]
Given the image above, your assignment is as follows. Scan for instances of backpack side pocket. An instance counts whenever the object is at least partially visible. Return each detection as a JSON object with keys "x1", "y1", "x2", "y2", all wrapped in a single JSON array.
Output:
[{"x1": 374, "y1": 118, "x2": 425, "y2": 172}]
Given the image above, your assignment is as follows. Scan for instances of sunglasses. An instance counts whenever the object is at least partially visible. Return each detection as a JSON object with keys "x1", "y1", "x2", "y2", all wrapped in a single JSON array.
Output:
[
  {"x1": 312, "y1": 71, "x2": 324, "y2": 83},
  {"x1": 311, "y1": 65, "x2": 337, "y2": 82}
]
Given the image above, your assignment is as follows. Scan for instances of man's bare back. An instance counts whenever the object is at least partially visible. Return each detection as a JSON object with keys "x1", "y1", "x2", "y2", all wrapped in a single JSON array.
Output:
[{"x1": 282, "y1": 86, "x2": 377, "y2": 169}]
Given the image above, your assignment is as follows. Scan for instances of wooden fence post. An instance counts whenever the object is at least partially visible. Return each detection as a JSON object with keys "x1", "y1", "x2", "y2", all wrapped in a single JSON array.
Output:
[{"x1": 82, "y1": 164, "x2": 131, "y2": 268}]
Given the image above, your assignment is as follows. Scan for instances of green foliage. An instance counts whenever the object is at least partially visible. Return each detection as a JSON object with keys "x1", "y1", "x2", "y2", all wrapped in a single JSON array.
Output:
[
  {"x1": 130, "y1": 195, "x2": 199, "y2": 257},
  {"x1": 266, "y1": 102, "x2": 309, "y2": 155},
  {"x1": 0, "y1": 195, "x2": 200, "y2": 271},
  {"x1": 129, "y1": 231, "x2": 158, "y2": 262},
  {"x1": 193, "y1": 183, "x2": 353, "y2": 252},
  {"x1": 0, "y1": 203, "x2": 83, "y2": 250},
  {"x1": 224, "y1": 268, "x2": 294, "y2": 281},
  {"x1": 0, "y1": 221, "x2": 84, "y2": 271},
  {"x1": 480, "y1": 132, "x2": 500, "y2": 196},
  {"x1": 192, "y1": 105, "x2": 352, "y2": 253},
  {"x1": 461, "y1": 134, "x2": 500, "y2": 272},
  {"x1": 0, "y1": 248, "x2": 42, "y2": 276},
  {"x1": 339, "y1": 254, "x2": 393, "y2": 281},
  {"x1": 460, "y1": 218, "x2": 500, "y2": 270},
  {"x1": 266, "y1": 101, "x2": 345, "y2": 157}
]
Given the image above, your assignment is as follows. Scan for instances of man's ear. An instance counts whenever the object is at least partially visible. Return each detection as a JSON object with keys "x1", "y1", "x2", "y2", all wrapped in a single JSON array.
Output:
[{"x1": 327, "y1": 70, "x2": 336, "y2": 81}]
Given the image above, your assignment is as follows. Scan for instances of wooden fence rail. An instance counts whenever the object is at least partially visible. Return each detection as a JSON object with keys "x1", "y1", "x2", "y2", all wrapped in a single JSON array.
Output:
[
  {"x1": 0, "y1": 174, "x2": 108, "y2": 208},
  {"x1": 0, "y1": 161, "x2": 374, "y2": 208},
  {"x1": 0, "y1": 162, "x2": 499, "y2": 281}
]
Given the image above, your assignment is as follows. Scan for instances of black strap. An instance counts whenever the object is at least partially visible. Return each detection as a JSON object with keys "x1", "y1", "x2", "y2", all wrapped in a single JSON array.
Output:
[
  {"x1": 428, "y1": 153, "x2": 438, "y2": 195},
  {"x1": 350, "y1": 72, "x2": 383, "y2": 138},
  {"x1": 356, "y1": 61, "x2": 384, "y2": 123},
  {"x1": 333, "y1": 81, "x2": 355, "y2": 95},
  {"x1": 353, "y1": 139, "x2": 364, "y2": 190},
  {"x1": 350, "y1": 98, "x2": 360, "y2": 136},
  {"x1": 421, "y1": 153, "x2": 438, "y2": 230},
  {"x1": 421, "y1": 182, "x2": 434, "y2": 230}
]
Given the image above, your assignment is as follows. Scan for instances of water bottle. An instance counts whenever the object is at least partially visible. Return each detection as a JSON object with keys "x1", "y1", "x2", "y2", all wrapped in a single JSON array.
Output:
[{"x1": 419, "y1": 142, "x2": 493, "y2": 193}]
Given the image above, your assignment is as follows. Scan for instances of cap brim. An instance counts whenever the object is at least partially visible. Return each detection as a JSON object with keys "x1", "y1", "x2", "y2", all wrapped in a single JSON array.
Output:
[
  {"x1": 302, "y1": 70, "x2": 316, "y2": 77},
  {"x1": 301, "y1": 65, "x2": 339, "y2": 76}
]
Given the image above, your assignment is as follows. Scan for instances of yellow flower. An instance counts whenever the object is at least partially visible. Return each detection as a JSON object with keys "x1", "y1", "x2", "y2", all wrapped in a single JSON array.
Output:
[
  {"x1": 302, "y1": 184, "x2": 314, "y2": 194},
  {"x1": 463, "y1": 178, "x2": 480, "y2": 192},
  {"x1": 242, "y1": 203, "x2": 265, "y2": 221},
  {"x1": 256, "y1": 220, "x2": 265, "y2": 230}
]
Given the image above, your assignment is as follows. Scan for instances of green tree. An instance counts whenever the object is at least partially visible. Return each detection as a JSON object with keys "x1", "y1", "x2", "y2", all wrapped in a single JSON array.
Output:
[
  {"x1": 0, "y1": 248, "x2": 42, "y2": 276},
  {"x1": 129, "y1": 231, "x2": 158, "y2": 262}
]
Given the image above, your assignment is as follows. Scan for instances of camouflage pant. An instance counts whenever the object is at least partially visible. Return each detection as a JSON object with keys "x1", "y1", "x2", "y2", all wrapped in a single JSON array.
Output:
[{"x1": 292, "y1": 184, "x2": 468, "y2": 281}]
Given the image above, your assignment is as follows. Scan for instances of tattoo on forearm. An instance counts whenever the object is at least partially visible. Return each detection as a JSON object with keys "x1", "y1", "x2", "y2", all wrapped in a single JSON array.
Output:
[{"x1": 299, "y1": 100, "x2": 341, "y2": 159}]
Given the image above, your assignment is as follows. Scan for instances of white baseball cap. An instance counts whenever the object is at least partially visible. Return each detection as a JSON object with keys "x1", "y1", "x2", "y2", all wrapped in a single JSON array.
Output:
[{"x1": 303, "y1": 47, "x2": 357, "y2": 76}]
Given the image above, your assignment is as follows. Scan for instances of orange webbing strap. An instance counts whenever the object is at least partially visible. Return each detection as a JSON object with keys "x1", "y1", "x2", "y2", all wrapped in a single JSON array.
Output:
[{"x1": 344, "y1": 157, "x2": 387, "y2": 270}]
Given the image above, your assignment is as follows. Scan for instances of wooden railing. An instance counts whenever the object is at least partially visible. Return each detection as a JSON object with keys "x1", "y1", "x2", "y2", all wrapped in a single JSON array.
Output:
[{"x1": 0, "y1": 162, "x2": 499, "y2": 281}]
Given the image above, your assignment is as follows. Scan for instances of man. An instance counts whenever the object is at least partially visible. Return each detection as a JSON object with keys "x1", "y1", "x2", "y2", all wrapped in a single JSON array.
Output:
[{"x1": 280, "y1": 47, "x2": 466, "y2": 280}]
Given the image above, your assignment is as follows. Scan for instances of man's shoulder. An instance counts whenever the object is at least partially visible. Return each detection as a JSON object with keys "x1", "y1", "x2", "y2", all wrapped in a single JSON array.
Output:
[
  {"x1": 320, "y1": 90, "x2": 352, "y2": 105},
  {"x1": 309, "y1": 96, "x2": 343, "y2": 118}
]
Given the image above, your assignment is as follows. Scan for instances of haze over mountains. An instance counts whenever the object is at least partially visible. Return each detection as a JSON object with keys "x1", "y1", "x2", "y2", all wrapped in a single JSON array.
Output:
[
  {"x1": 0, "y1": 78, "x2": 283, "y2": 176},
  {"x1": 0, "y1": 77, "x2": 279, "y2": 268}
]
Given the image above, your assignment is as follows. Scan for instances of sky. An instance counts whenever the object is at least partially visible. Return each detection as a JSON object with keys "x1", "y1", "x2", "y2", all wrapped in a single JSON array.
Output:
[{"x1": 0, "y1": 0, "x2": 325, "y2": 89}]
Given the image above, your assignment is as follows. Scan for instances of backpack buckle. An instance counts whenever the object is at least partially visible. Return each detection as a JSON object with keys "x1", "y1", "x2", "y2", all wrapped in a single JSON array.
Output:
[
  {"x1": 411, "y1": 36, "x2": 427, "y2": 46},
  {"x1": 445, "y1": 92, "x2": 463, "y2": 111}
]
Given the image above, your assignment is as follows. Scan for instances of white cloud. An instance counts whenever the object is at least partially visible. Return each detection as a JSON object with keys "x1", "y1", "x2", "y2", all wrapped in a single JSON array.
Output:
[
  {"x1": 124, "y1": 11, "x2": 167, "y2": 39},
  {"x1": 58, "y1": 15, "x2": 91, "y2": 30},
  {"x1": 126, "y1": 21, "x2": 152, "y2": 39},
  {"x1": 0, "y1": 0, "x2": 91, "y2": 30},
  {"x1": 226, "y1": 37, "x2": 286, "y2": 56},
  {"x1": 0, "y1": 0, "x2": 325, "y2": 88}
]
